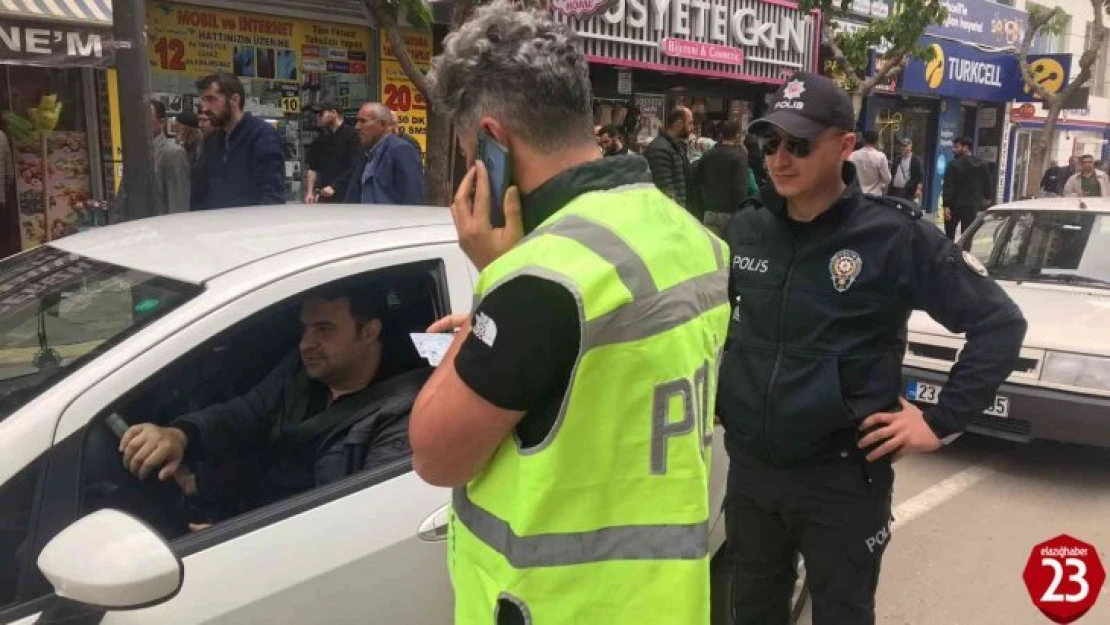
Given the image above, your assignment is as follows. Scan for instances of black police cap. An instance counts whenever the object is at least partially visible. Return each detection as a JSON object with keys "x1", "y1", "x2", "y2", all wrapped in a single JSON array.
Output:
[{"x1": 748, "y1": 72, "x2": 855, "y2": 139}]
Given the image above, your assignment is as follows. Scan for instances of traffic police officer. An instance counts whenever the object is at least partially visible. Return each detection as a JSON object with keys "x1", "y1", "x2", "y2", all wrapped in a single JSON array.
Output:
[
  {"x1": 409, "y1": 3, "x2": 731, "y2": 623},
  {"x1": 717, "y1": 73, "x2": 1027, "y2": 624}
]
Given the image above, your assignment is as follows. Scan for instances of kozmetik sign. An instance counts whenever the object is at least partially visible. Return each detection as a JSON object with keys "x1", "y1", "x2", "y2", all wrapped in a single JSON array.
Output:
[{"x1": 554, "y1": 0, "x2": 818, "y2": 83}]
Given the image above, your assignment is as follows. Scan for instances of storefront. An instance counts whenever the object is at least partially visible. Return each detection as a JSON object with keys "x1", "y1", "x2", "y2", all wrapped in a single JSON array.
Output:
[
  {"x1": 552, "y1": 0, "x2": 820, "y2": 148},
  {"x1": 143, "y1": 0, "x2": 376, "y2": 201},
  {"x1": 1004, "y1": 103, "x2": 1110, "y2": 201},
  {"x1": 864, "y1": 35, "x2": 1068, "y2": 213},
  {"x1": 0, "y1": 1, "x2": 117, "y2": 254}
]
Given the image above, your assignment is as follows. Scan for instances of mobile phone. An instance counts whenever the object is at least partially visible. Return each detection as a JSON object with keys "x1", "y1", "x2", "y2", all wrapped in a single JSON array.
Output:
[{"x1": 476, "y1": 130, "x2": 512, "y2": 228}]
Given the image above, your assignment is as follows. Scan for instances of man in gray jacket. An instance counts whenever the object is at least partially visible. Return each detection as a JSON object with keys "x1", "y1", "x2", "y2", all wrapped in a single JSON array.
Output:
[{"x1": 115, "y1": 101, "x2": 191, "y2": 219}]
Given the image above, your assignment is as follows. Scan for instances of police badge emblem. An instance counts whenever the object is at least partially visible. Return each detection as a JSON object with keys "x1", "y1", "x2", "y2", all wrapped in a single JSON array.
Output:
[{"x1": 829, "y1": 249, "x2": 863, "y2": 293}]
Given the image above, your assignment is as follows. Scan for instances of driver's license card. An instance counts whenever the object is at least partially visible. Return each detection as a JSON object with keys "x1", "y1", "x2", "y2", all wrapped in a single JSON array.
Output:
[{"x1": 409, "y1": 333, "x2": 455, "y2": 366}]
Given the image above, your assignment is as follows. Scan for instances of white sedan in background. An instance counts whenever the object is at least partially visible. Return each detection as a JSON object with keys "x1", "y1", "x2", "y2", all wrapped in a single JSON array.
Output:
[
  {"x1": 0, "y1": 206, "x2": 731, "y2": 625},
  {"x1": 903, "y1": 197, "x2": 1110, "y2": 448}
]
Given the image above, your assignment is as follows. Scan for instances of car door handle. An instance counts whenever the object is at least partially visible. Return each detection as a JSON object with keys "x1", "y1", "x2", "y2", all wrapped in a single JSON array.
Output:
[{"x1": 418, "y1": 504, "x2": 450, "y2": 542}]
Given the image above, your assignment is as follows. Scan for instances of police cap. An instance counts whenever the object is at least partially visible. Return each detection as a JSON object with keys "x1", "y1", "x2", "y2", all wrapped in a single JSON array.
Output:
[{"x1": 748, "y1": 72, "x2": 855, "y2": 139}]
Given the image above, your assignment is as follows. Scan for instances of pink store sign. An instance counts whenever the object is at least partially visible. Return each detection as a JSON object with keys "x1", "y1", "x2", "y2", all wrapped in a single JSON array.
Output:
[{"x1": 660, "y1": 38, "x2": 745, "y2": 66}]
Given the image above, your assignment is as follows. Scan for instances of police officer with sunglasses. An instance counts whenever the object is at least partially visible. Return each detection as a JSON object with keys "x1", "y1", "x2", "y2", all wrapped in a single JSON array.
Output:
[{"x1": 716, "y1": 73, "x2": 1027, "y2": 625}]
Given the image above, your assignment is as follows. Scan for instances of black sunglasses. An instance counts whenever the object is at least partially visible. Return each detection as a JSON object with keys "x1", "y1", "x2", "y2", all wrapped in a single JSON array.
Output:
[{"x1": 757, "y1": 133, "x2": 817, "y2": 158}]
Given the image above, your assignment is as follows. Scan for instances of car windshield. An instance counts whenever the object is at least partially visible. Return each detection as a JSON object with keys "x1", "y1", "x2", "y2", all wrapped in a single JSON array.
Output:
[
  {"x1": 961, "y1": 210, "x2": 1110, "y2": 288},
  {"x1": 0, "y1": 246, "x2": 199, "y2": 422}
]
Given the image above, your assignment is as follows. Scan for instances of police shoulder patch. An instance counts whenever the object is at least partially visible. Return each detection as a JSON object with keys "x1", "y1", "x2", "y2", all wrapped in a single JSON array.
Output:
[{"x1": 870, "y1": 195, "x2": 923, "y2": 220}]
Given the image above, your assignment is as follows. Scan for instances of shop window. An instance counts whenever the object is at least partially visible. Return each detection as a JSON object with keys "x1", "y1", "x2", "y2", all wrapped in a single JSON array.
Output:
[{"x1": 1087, "y1": 21, "x2": 1110, "y2": 98}]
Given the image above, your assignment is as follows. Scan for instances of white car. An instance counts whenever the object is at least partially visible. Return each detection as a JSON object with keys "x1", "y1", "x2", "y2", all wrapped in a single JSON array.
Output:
[
  {"x1": 0, "y1": 206, "x2": 731, "y2": 625},
  {"x1": 903, "y1": 197, "x2": 1110, "y2": 447}
]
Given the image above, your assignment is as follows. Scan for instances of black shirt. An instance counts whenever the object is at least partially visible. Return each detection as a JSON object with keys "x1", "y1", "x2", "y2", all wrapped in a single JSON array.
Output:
[
  {"x1": 307, "y1": 123, "x2": 359, "y2": 200},
  {"x1": 454, "y1": 155, "x2": 653, "y2": 447},
  {"x1": 692, "y1": 143, "x2": 749, "y2": 213}
]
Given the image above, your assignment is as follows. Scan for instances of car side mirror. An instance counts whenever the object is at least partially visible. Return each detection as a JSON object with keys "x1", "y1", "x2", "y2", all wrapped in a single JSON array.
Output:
[{"x1": 37, "y1": 509, "x2": 184, "y2": 610}]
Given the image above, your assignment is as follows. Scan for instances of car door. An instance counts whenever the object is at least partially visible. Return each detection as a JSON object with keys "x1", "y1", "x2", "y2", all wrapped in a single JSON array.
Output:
[{"x1": 32, "y1": 241, "x2": 473, "y2": 625}]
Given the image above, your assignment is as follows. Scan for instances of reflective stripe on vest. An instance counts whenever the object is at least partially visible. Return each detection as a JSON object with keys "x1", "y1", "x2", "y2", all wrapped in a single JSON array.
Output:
[{"x1": 453, "y1": 487, "x2": 708, "y2": 568}]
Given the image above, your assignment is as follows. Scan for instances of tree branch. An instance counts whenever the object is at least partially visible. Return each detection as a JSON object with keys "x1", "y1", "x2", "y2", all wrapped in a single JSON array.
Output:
[
  {"x1": 824, "y1": 25, "x2": 857, "y2": 78},
  {"x1": 860, "y1": 49, "x2": 908, "y2": 93},
  {"x1": 363, "y1": 0, "x2": 431, "y2": 99},
  {"x1": 1018, "y1": 7, "x2": 1061, "y2": 105}
]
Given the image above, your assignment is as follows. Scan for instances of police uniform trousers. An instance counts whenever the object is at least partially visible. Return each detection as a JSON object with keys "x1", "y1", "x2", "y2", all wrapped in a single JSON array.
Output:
[{"x1": 725, "y1": 448, "x2": 894, "y2": 625}]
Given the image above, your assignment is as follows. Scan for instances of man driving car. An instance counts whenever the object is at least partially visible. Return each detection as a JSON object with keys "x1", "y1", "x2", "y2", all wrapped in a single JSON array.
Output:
[{"x1": 118, "y1": 282, "x2": 429, "y2": 516}]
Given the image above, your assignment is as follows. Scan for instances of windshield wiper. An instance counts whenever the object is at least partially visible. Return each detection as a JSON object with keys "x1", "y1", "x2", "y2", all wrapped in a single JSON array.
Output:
[{"x1": 1031, "y1": 274, "x2": 1110, "y2": 287}]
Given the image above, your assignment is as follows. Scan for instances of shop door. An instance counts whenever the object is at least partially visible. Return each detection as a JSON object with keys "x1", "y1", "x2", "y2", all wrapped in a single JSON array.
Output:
[
  {"x1": 1009, "y1": 129, "x2": 1039, "y2": 201},
  {"x1": 868, "y1": 98, "x2": 937, "y2": 210}
]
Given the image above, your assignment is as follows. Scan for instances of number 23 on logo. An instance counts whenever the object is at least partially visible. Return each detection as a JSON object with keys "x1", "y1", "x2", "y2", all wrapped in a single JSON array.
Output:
[{"x1": 1023, "y1": 534, "x2": 1105, "y2": 623}]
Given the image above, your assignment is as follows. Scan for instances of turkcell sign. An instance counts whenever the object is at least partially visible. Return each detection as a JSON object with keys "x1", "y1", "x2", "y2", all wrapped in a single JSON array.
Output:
[{"x1": 901, "y1": 38, "x2": 1071, "y2": 102}]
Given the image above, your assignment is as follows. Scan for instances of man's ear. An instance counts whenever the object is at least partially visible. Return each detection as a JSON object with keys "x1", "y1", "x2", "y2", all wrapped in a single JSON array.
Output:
[{"x1": 363, "y1": 318, "x2": 383, "y2": 342}]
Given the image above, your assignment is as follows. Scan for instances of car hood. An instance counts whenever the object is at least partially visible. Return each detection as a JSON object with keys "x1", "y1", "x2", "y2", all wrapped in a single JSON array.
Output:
[{"x1": 908, "y1": 281, "x2": 1110, "y2": 356}]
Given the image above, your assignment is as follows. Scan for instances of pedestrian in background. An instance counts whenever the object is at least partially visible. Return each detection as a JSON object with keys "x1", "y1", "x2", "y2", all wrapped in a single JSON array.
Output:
[
  {"x1": 942, "y1": 137, "x2": 992, "y2": 240},
  {"x1": 412, "y1": 2, "x2": 729, "y2": 622},
  {"x1": 690, "y1": 119, "x2": 749, "y2": 236},
  {"x1": 598, "y1": 125, "x2": 629, "y2": 156},
  {"x1": 645, "y1": 106, "x2": 693, "y2": 209},
  {"x1": 848, "y1": 130, "x2": 891, "y2": 195},
  {"x1": 305, "y1": 101, "x2": 358, "y2": 204},
  {"x1": 173, "y1": 111, "x2": 206, "y2": 211},
  {"x1": 193, "y1": 72, "x2": 286, "y2": 209},
  {"x1": 889, "y1": 138, "x2": 924, "y2": 202},
  {"x1": 1039, "y1": 159, "x2": 1067, "y2": 196},
  {"x1": 718, "y1": 72, "x2": 1026, "y2": 625},
  {"x1": 116, "y1": 100, "x2": 190, "y2": 219},
  {"x1": 1063, "y1": 154, "x2": 1109, "y2": 197},
  {"x1": 344, "y1": 103, "x2": 425, "y2": 206}
]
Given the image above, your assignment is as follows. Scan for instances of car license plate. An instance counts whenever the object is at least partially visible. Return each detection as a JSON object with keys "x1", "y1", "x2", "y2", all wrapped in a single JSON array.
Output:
[{"x1": 906, "y1": 381, "x2": 1010, "y2": 418}]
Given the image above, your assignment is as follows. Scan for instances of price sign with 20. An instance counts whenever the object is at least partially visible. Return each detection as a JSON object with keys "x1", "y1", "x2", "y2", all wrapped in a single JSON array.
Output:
[
  {"x1": 1023, "y1": 534, "x2": 1105, "y2": 623},
  {"x1": 383, "y1": 84, "x2": 426, "y2": 113}
]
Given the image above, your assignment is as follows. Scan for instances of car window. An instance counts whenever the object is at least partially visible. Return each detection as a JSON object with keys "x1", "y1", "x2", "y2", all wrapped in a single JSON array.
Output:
[
  {"x1": 0, "y1": 247, "x2": 199, "y2": 422},
  {"x1": 962, "y1": 210, "x2": 1110, "y2": 288},
  {"x1": 76, "y1": 260, "x2": 447, "y2": 545},
  {"x1": 0, "y1": 458, "x2": 42, "y2": 610}
]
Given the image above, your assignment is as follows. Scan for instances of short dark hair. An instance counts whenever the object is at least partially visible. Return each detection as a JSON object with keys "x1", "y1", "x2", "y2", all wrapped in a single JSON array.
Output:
[
  {"x1": 195, "y1": 72, "x2": 246, "y2": 110},
  {"x1": 304, "y1": 282, "x2": 383, "y2": 329},
  {"x1": 1080, "y1": 154, "x2": 1095, "y2": 161},
  {"x1": 149, "y1": 99, "x2": 167, "y2": 121},
  {"x1": 719, "y1": 120, "x2": 741, "y2": 140},
  {"x1": 956, "y1": 137, "x2": 974, "y2": 149},
  {"x1": 600, "y1": 124, "x2": 622, "y2": 139},
  {"x1": 666, "y1": 106, "x2": 689, "y2": 128},
  {"x1": 862, "y1": 130, "x2": 879, "y2": 145}
]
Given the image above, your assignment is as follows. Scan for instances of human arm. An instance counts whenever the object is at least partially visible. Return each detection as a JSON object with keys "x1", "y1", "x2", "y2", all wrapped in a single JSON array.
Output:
[
  {"x1": 255, "y1": 127, "x2": 287, "y2": 205},
  {"x1": 410, "y1": 277, "x2": 580, "y2": 487},
  {"x1": 1062, "y1": 174, "x2": 1080, "y2": 197},
  {"x1": 879, "y1": 153, "x2": 892, "y2": 188},
  {"x1": 904, "y1": 221, "x2": 1026, "y2": 437},
  {"x1": 942, "y1": 159, "x2": 956, "y2": 207},
  {"x1": 305, "y1": 169, "x2": 318, "y2": 203},
  {"x1": 644, "y1": 143, "x2": 678, "y2": 199}
]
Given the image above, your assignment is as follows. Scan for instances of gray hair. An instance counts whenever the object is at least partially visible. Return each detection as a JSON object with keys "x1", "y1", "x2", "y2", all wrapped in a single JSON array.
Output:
[
  {"x1": 427, "y1": 0, "x2": 594, "y2": 151},
  {"x1": 361, "y1": 102, "x2": 395, "y2": 125}
]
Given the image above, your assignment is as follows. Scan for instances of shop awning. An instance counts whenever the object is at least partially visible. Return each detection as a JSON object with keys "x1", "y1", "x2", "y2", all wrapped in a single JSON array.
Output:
[
  {"x1": 0, "y1": 0, "x2": 116, "y2": 68},
  {"x1": 0, "y1": 0, "x2": 112, "y2": 27}
]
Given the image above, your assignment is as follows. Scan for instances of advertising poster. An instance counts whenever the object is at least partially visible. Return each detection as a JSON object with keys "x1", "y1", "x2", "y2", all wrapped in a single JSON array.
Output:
[
  {"x1": 379, "y1": 29, "x2": 432, "y2": 160},
  {"x1": 634, "y1": 93, "x2": 665, "y2": 147},
  {"x1": 146, "y1": 2, "x2": 371, "y2": 82},
  {"x1": 13, "y1": 133, "x2": 91, "y2": 250}
]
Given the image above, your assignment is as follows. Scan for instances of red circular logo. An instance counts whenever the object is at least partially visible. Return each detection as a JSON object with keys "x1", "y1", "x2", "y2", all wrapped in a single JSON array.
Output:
[{"x1": 1023, "y1": 534, "x2": 1105, "y2": 623}]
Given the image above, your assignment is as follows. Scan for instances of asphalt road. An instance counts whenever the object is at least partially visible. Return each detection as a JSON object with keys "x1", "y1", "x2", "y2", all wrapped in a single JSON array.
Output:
[{"x1": 796, "y1": 434, "x2": 1110, "y2": 625}]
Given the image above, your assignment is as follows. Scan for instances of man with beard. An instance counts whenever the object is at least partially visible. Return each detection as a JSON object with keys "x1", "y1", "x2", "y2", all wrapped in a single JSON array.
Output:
[
  {"x1": 193, "y1": 72, "x2": 286, "y2": 209},
  {"x1": 598, "y1": 125, "x2": 629, "y2": 156},
  {"x1": 942, "y1": 138, "x2": 993, "y2": 240},
  {"x1": 646, "y1": 106, "x2": 693, "y2": 209},
  {"x1": 118, "y1": 283, "x2": 431, "y2": 521}
]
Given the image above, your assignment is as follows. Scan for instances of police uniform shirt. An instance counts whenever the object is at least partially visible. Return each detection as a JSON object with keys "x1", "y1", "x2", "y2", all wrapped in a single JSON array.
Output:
[{"x1": 454, "y1": 155, "x2": 654, "y2": 447}]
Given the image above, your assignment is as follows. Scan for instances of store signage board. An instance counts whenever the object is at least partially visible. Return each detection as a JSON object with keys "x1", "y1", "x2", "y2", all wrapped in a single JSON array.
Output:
[
  {"x1": 927, "y1": 0, "x2": 1027, "y2": 49},
  {"x1": 146, "y1": 1, "x2": 371, "y2": 80},
  {"x1": 556, "y1": 0, "x2": 819, "y2": 84},
  {"x1": 380, "y1": 28, "x2": 432, "y2": 161},
  {"x1": 0, "y1": 18, "x2": 115, "y2": 68},
  {"x1": 900, "y1": 38, "x2": 1071, "y2": 103}
]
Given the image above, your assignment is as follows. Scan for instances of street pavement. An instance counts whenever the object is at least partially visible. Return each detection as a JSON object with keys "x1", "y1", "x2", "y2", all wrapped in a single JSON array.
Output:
[{"x1": 796, "y1": 434, "x2": 1110, "y2": 624}]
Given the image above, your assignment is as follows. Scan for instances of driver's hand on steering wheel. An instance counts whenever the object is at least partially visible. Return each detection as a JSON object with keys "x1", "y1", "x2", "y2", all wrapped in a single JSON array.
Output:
[{"x1": 119, "y1": 423, "x2": 188, "y2": 482}]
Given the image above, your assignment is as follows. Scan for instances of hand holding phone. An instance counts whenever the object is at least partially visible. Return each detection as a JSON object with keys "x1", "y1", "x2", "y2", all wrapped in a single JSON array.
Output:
[{"x1": 449, "y1": 137, "x2": 525, "y2": 271}]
